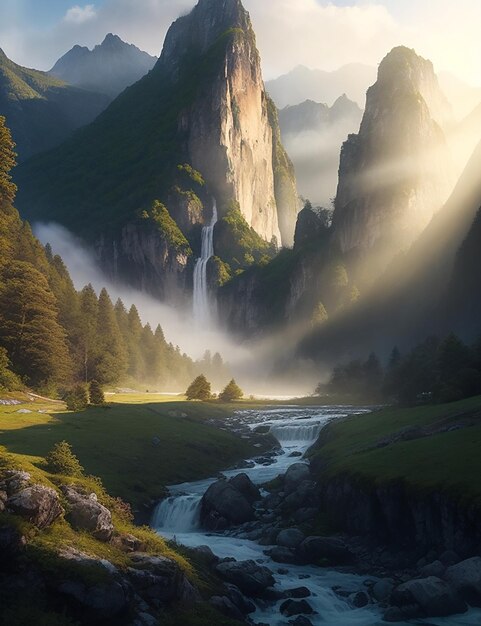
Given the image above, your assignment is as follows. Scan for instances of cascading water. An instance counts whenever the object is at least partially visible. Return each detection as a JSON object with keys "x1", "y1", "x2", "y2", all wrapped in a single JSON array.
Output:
[
  {"x1": 269, "y1": 422, "x2": 322, "y2": 447},
  {"x1": 152, "y1": 495, "x2": 201, "y2": 532},
  {"x1": 193, "y1": 198, "x2": 218, "y2": 324}
]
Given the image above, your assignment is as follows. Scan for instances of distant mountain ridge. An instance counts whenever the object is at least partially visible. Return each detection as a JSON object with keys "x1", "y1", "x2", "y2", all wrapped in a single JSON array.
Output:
[
  {"x1": 49, "y1": 34, "x2": 157, "y2": 98},
  {"x1": 266, "y1": 63, "x2": 377, "y2": 109},
  {"x1": 278, "y1": 95, "x2": 363, "y2": 205},
  {"x1": 0, "y1": 47, "x2": 110, "y2": 161}
]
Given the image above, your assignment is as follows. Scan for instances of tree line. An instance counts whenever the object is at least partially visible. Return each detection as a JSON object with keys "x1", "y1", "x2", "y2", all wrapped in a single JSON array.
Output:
[
  {"x1": 0, "y1": 116, "x2": 228, "y2": 396},
  {"x1": 316, "y1": 333, "x2": 481, "y2": 405}
]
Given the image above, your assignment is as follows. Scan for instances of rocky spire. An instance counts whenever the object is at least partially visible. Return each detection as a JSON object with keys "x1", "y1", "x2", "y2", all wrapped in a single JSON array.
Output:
[{"x1": 331, "y1": 46, "x2": 452, "y2": 270}]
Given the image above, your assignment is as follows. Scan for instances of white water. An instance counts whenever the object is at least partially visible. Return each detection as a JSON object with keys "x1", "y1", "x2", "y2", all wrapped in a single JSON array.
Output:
[
  {"x1": 151, "y1": 406, "x2": 481, "y2": 626},
  {"x1": 193, "y1": 198, "x2": 218, "y2": 324}
]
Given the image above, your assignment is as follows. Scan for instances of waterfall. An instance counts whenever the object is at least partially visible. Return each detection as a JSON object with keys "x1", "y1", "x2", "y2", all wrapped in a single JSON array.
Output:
[
  {"x1": 193, "y1": 199, "x2": 218, "y2": 324},
  {"x1": 152, "y1": 495, "x2": 202, "y2": 532},
  {"x1": 270, "y1": 423, "x2": 322, "y2": 447}
]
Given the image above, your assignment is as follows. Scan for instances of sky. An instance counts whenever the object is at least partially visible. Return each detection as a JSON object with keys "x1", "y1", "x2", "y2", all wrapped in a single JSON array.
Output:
[{"x1": 1, "y1": 0, "x2": 481, "y2": 86}]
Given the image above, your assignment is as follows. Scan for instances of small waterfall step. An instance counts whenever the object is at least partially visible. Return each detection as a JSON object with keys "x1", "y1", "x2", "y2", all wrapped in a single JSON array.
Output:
[{"x1": 153, "y1": 495, "x2": 202, "y2": 532}]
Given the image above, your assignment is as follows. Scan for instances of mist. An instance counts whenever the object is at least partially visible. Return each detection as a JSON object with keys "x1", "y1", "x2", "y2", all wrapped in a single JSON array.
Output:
[{"x1": 34, "y1": 223, "x2": 316, "y2": 397}]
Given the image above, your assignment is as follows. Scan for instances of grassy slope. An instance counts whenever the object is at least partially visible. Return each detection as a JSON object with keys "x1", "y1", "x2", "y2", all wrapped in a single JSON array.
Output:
[
  {"x1": 311, "y1": 395, "x2": 481, "y2": 503},
  {"x1": 0, "y1": 394, "x2": 261, "y2": 511}
]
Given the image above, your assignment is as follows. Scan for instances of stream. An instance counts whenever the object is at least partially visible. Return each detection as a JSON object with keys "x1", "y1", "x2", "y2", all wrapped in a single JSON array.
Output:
[{"x1": 151, "y1": 406, "x2": 481, "y2": 626}]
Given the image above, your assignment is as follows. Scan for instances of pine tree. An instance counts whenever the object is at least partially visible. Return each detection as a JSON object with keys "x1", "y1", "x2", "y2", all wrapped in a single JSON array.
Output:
[
  {"x1": 0, "y1": 261, "x2": 71, "y2": 387},
  {"x1": 0, "y1": 116, "x2": 17, "y2": 206},
  {"x1": 46, "y1": 441, "x2": 83, "y2": 476},
  {"x1": 89, "y1": 380, "x2": 105, "y2": 405},
  {"x1": 78, "y1": 284, "x2": 99, "y2": 383},
  {"x1": 65, "y1": 384, "x2": 89, "y2": 411},
  {"x1": 94, "y1": 288, "x2": 127, "y2": 385},
  {"x1": 185, "y1": 374, "x2": 212, "y2": 401},
  {"x1": 126, "y1": 304, "x2": 145, "y2": 380},
  {"x1": 219, "y1": 379, "x2": 244, "y2": 402}
]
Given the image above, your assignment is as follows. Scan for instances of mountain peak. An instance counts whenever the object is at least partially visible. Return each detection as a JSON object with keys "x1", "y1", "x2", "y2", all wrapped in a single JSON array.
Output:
[
  {"x1": 100, "y1": 33, "x2": 124, "y2": 49},
  {"x1": 159, "y1": 0, "x2": 252, "y2": 73}
]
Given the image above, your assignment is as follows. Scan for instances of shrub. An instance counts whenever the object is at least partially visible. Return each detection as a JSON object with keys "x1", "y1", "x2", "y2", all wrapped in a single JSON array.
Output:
[
  {"x1": 89, "y1": 380, "x2": 105, "y2": 406},
  {"x1": 45, "y1": 441, "x2": 83, "y2": 477},
  {"x1": 65, "y1": 385, "x2": 89, "y2": 411}
]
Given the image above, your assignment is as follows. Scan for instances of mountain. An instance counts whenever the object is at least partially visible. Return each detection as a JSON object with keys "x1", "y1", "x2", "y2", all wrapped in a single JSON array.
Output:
[
  {"x1": 266, "y1": 63, "x2": 377, "y2": 109},
  {"x1": 0, "y1": 48, "x2": 110, "y2": 161},
  {"x1": 331, "y1": 46, "x2": 453, "y2": 277},
  {"x1": 49, "y1": 34, "x2": 157, "y2": 98},
  {"x1": 278, "y1": 95, "x2": 363, "y2": 205},
  {"x1": 16, "y1": 0, "x2": 298, "y2": 300}
]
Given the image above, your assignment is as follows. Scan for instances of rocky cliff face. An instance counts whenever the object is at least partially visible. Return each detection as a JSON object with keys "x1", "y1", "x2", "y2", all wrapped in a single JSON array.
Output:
[
  {"x1": 158, "y1": 0, "x2": 297, "y2": 245},
  {"x1": 332, "y1": 47, "x2": 452, "y2": 268},
  {"x1": 50, "y1": 34, "x2": 157, "y2": 98}
]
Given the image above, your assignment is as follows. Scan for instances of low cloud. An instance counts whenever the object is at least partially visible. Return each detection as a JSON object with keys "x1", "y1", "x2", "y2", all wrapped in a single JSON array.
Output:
[{"x1": 64, "y1": 4, "x2": 97, "y2": 25}]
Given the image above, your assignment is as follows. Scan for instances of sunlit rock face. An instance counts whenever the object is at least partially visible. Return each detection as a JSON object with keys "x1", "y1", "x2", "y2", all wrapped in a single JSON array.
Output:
[
  {"x1": 160, "y1": 0, "x2": 297, "y2": 246},
  {"x1": 332, "y1": 47, "x2": 453, "y2": 268}
]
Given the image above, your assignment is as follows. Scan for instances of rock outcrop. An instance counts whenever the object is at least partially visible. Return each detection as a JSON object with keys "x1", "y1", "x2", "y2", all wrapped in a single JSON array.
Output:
[
  {"x1": 158, "y1": 0, "x2": 298, "y2": 245},
  {"x1": 7, "y1": 485, "x2": 63, "y2": 529},
  {"x1": 200, "y1": 475, "x2": 258, "y2": 530},
  {"x1": 61, "y1": 486, "x2": 114, "y2": 541},
  {"x1": 332, "y1": 46, "x2": 452, "y2": 275}
]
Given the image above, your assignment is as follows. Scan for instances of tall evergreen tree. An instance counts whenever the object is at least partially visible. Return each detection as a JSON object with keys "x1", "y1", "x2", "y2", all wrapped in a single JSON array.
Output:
[
  {"x1": 94, "y1": 288, "x2": 127, "y2": 385},
  {"x1": 0, "y1": 261, "x2": 71, "y2": 386},
  {"x1": 78, "y1": 284, "x2": 99, "y2": 383}
]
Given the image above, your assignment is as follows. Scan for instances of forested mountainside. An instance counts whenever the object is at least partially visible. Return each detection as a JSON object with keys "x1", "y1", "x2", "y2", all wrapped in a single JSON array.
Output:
[
  {"x1": 15, "y1": 0, "x2": 298, "y2": 301},
  {"x1": 0, "y1": 48, "x2": 110, "y2": 161},
  {"x1": 0, "y1": 116, "x2": 222, "y2": 395}
]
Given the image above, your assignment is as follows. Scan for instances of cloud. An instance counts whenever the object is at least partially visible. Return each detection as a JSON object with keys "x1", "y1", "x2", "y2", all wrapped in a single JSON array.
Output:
[{"x1": 63, "y1": 4, "x2": 97, "y2": 25}]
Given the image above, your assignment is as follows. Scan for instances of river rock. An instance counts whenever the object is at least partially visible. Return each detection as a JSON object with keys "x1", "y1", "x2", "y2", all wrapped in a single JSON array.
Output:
[
  {"x1": 224, "y1": 583, "x2": 256, "y2": 614},
  {"x1": 190, "y1": 544, "x2": 219, "y2": 565},
  {"x1": 286, "y1": 587, "x2": 311, "y2": 599},
  {"x1": 298, "y1": 536, "x2": 355, "y2": 565},
  {"x1": 266, "y1": 546, "x2": 298, "y2": 564},
  {"x1": 284, "y1": 463, "x2": 310, "y2": 487},
  {"x1": 61, "y1": 486, "x2": 113, "y2": 541},
  {"x1": 373, "y1": 578, "x2": 395, "y2": 602},
  {"x1": 228, "y1": 473, "x2": 261, "y2": 504},
  {"x1": 280, "y1": 599, "x2": 314, "y2": 616},
  {"x1": 391, "y1": 576, "x2": 467, "y2": 617},
  {"x1": 277, "y1": 528, "x2": 305, "y2": 549},
  {"x1": 446, "y1": 557, "x2": 481, "y2": 605},
  {"x1": 7, "y1": 485, "x2": 63, "y2": 528},
  {"x1": 349, "y1": 591, "x2": 369, "y2": 608},
  {"x1": 282, "y1": 480, "x2": 317, "y2": 509},
  {"x1": 289, "y1": 617, "x2": 314, "y2": 626},
  {"x1": 420, "y1": 560, "x2": 445, "y2": 578},
  {"x1": 201, "y1": 478, "x2": 255, "y2": 530},
  {"x1": 215, "y1": 560, "x2": 275, "y2": 597},
  {"x1": 210, "y1": 595, "x2": 245, "y2": 621}
]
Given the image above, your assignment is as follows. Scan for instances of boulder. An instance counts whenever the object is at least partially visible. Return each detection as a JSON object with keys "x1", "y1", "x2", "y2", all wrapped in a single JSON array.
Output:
[
  {"x1": 215, "y1": 560, "x2": 275, "y2": 597},
  {"x1": 349, "y1": 591, "x2": 369, "y2": 608},
  {"x1": 420, "y1": 560, "x2": 445, "y2": 578},
  {"x1": 391, "y1": 576, "x2": 467, "y2": 618},
  {"x1": 372, "y1": 578, "x2": 394, "y2": 602},
  {"x1": 293, "y1": 508, "x2": 317, "y2": 524},
  {"x1": 7, "y1": 485, "x2": 63, "y2": 528},
  {"x1": 228, "y1": 473, "x2": 261, "y2": 503},
  {"x1": 284, "y1": 463, "x2": 310, "y2": 487},
  {"x1": 282, "y1": 480, "x2": 317, "y2": 509},
  {"x1": 280, "y1": 599, "x2": 314, "y2": 616},
  {"x1": 210, "y1": 596, "x2": 244, "y2": 621},
  {"x1": 190, "y1": 544, "x2": 219, "y2": 566},
  {"x1": 0, "y1": 526, "x2": 26, "y2": 563},
  {"x1": 62, "y1": 486, "x2": 113, "y2": 541},
  {"x1": 201, "y1": 479, "x2": 255, "y2": 530},
  {"x1": 439, "y1": 550, "x2": 460, "y2": 567},
  {"x1": 446, "y1": 557, "x2": 481, "y2": 606},
  {"x1": 58, "y1": 580, "x2": 127, "y2": 617},
  {"x1": 299, "y1": 536, "x2": 354, "y2": 565},
  {"x1": 277, "y1": 528, "x2": 305, "y2": 549},
  {"x1": 1, "y1": 470, "x2": 31, "y2": 495},
  {"x1": 224, "y1": 583, "x2": 256, "y2": 615},
  {"x1": 266, "y1": 546, "x2": 298, "y2": 564}
]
